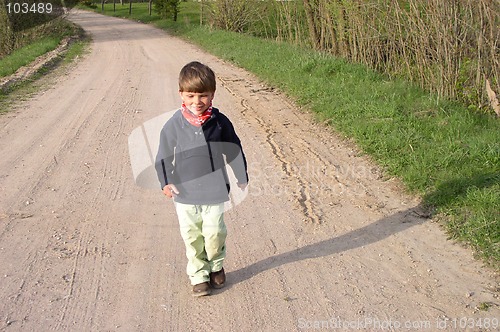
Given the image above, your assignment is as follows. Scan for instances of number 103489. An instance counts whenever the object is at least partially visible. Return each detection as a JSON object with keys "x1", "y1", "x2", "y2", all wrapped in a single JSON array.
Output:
[
  {"x1": 6, "y1": 2, "x2": 53, "y2": 14},
  {"x1": 448, "y1": 317, "x2": 499, "y2": 329}
]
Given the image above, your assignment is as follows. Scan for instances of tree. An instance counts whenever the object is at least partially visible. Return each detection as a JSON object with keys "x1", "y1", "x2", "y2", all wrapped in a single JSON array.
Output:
[
  {"x1": 154, "y1": 0, "x2": 181, "y2": 21},
  {"x1": 0, "y1": 0, "x2": 14, "y2": 57},
  {"x1": 302, "y1": 0, "x2": 320, "y2": 50}
]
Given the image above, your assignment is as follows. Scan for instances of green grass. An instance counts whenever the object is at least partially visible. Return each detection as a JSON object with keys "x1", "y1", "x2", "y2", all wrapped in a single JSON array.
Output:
[
  {"x1": 178, "y1": 30, "x2": 500, "y2": 268},
  {"x1": 0, "y1": 17, "x2": 82, "y2": 77},
  {"x1": 62, "y1": 38, "x2": 89, "y2": 64},
  {"x1": 0, "y1": 37, "x2": 61, "y2": 77},
  {"x1": 66, "y1": 3, "x2": 500, "y2": 266},
  {"x1": 0, "y1": 25, "x2": 89, "y2": 113}
]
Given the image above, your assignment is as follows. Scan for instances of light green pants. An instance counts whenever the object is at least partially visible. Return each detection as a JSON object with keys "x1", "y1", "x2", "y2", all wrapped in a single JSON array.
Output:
[{"x1": 174, "y1": 202, "x2": 227, "y2": 285}]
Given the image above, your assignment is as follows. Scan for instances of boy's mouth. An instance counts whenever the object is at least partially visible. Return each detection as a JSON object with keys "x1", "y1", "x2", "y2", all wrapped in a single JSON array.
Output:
[{"x1": 187, "y1": 105, "x2": 204, "y2": 113}]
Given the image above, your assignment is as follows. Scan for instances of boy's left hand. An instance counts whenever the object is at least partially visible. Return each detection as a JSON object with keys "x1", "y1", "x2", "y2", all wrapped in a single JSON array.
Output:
[{"x1": 237, "y1": 182, "x2": 248, "y2": 191}]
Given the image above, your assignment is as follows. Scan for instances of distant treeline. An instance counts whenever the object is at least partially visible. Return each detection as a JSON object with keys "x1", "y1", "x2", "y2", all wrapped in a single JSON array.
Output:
[{"x1": 206, "y1": 0, "x2": 499, "y2": 114}]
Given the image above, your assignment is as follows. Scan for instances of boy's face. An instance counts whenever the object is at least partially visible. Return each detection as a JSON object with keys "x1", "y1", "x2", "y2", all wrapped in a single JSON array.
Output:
[{"x1": 179, "y1": 91, "x2": 214, "y2": 116}]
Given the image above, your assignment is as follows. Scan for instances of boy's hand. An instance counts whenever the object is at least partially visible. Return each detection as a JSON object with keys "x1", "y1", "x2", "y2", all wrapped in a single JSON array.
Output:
[
  {"x1": 162, "y1": 184, "x2": 179, "y2": 198},
  {"x1": 237, "y1": 182, "x2": 248, "y2": 191}
]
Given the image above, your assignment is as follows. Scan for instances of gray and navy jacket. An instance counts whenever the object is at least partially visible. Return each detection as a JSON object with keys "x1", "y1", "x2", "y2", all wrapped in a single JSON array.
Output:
[{"x1": 155, "y1": 107, "x2": 248, "y2": 205}]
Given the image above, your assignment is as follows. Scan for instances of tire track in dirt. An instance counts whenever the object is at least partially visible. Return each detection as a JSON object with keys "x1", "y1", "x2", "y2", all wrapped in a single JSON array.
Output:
[
  {"x1": 219, "y1": 76, "x2": 323, "y2": 224},
  {"x1": 53, "y1": 63, "x2": 144, "y2": 330}
]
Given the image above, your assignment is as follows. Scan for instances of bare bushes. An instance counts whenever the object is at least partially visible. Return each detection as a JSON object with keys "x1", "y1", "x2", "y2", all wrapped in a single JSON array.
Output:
[
  {"x1": 206, "y1": 0, "x2": 262, "y2": 33},
  {"x1": 248, "y1": 0, "x2": 500, "y2": 114}
]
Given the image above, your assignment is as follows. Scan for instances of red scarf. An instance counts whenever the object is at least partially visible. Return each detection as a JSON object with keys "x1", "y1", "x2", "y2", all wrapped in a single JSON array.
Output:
[{"x1": 181, "y1": 103, "x2": 213, "y2": 127}]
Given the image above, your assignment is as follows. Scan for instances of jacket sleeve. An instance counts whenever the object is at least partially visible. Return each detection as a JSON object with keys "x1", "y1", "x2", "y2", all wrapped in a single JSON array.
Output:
[
  {"x1": 155, "y1": 123, "x2": 176, "y2": 189},
  {"x1": 221, "y1": 116, "x2": 249, "y2": 184}
]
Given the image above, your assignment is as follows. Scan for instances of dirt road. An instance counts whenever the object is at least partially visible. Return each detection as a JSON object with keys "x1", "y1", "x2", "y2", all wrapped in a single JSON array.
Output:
[{"x1": 0, "y1": 10, "x2": 498, "y2": 331}]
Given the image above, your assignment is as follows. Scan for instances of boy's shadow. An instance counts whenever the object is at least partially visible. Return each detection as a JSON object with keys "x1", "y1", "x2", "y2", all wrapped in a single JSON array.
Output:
[
  {"x1": 221, "y1": 205, "x2": 428, "y2": 290},
  {"x1": 219, "y1": 171, "x2": 498, "y2": 290}
]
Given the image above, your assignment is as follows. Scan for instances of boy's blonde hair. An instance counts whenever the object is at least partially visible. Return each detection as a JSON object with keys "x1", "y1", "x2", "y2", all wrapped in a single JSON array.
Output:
[{"x1": 179, "y1": 61, "x2": 216, "y2": 93}]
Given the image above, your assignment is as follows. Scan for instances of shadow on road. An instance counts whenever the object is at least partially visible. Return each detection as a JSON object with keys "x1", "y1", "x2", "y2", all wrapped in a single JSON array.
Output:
[
  {"x1": 226, "y1": 205, "x2": 429, "y2": 287},
  {"x1": 226, "y1": 171, "x2": 499, "y2": 287}
]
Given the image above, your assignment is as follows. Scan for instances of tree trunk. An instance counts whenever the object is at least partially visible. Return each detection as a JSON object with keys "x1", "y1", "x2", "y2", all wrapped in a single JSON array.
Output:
[
  {"x1": 0, "y1": 0, "x2": 15, "y2": 57},
  {"x1": 323, "y1": 2, "x2": 338, "y2": 54},
  {"x1": 303, "y1": 0, "x2": 320, "y2": 49},
  {"x1": 200, "y1": 0, "x2": 204, "y2": 25}
]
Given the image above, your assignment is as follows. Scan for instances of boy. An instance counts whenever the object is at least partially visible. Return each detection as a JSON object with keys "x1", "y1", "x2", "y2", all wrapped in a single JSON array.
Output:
[{"x1": 155, "y1": 61, "x2": 248, "y2": 297}]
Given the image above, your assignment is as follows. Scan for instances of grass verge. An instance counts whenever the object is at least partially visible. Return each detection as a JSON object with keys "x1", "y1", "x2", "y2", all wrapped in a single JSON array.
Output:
[
  {"x1": 73, "y1": 3, "x2": 500, "y2": 267},
  {"x1": 0, "y1": 37, "x2": 61, "y2": 77},
  {"x1": 0, "y1": 18, "x2": 82, "y2": 77},
  {"x1": 0, "y1": 22, "x2": 89, "y2": 114}
]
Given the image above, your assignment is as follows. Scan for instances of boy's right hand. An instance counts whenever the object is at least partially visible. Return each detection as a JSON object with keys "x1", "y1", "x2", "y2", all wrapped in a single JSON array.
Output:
[{"x1": 162, "y1": 184, "x2": 179, "y2": 198}]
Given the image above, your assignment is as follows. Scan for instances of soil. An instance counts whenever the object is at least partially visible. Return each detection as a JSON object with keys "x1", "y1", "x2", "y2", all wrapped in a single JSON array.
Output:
[{"x1": 0, "y1": 10, "x2": 498, "y2": 331}]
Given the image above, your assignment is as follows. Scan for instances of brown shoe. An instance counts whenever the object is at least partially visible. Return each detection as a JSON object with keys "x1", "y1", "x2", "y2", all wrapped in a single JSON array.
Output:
[
  {"x1": 192, "y1": 282, "x2": 211, "y2": 297},
  {"x1": 210, "y1": 268, "x2": 226, "y2": 289}
]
